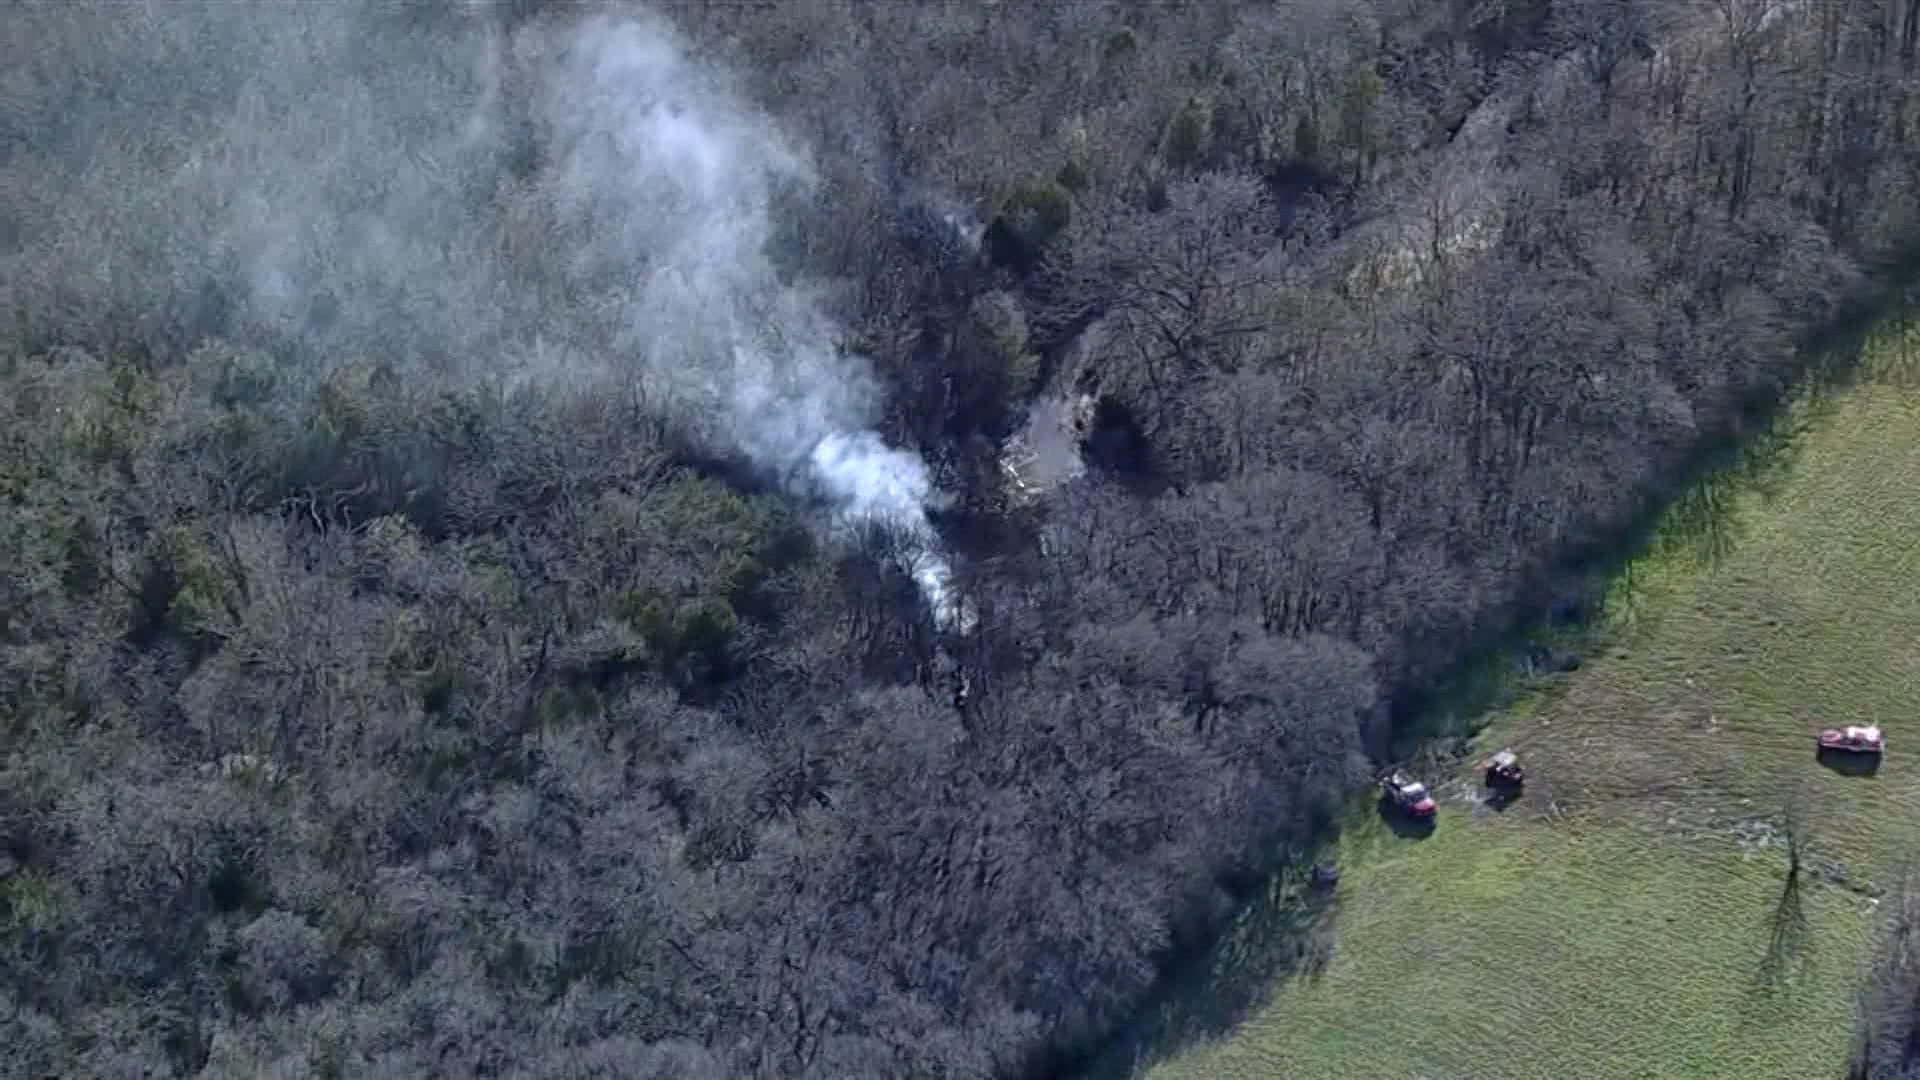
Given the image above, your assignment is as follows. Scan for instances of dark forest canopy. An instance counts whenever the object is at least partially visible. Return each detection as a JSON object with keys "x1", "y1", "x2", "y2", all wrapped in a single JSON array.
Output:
[{"x1": 5, "y1": 1, "x2": 1920, "y2": 1078}]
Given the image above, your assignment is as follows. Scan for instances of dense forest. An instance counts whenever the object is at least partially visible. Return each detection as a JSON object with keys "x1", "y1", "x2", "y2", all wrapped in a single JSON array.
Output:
[{"x1": 6, "y1": 1, "x2": 1920, "y2": 1077}]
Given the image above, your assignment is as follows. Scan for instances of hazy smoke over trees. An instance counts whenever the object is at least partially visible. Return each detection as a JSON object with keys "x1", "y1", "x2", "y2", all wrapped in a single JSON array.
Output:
[
  {"x1": 0, "y1": 1, "x2": 969, "y2": 627},
  {"x1": 8, "y1": 0, "x2": 1919, "y2": 1078},
  {"x1": 529, "y1": 12, "x2": 969, "y2": 627}
]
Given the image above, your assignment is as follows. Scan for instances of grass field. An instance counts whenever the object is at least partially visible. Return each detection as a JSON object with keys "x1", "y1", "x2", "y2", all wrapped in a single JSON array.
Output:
[{"x1": 1132, "y1": 335, "x2": 1920, "y2": 1080}]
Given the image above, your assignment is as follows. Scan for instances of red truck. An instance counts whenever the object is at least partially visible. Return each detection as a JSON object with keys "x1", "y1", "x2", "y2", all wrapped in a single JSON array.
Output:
[
  {"x1": 1378, "y1": 768, "x2": 1438, "y2": 820},
  {"x1": 1817, "y1": 724, "x2": 1884, "y2": 755}
]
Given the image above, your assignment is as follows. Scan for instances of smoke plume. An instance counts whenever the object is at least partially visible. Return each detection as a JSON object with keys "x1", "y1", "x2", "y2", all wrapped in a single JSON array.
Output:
[
  {"x1": 0, "y1": 3, "x2": 972, "y2": 630},
  {"x1": 533, "y1": 13, "x2": 972, "y2": 630}
]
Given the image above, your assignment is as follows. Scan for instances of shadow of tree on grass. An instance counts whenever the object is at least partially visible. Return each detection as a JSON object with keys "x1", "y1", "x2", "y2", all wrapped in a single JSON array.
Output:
[
  {"x1": 1068, "y1": 868, "x2": 1345, "y2": 1079},
  {"x1": 1757, "y1": 866, "x2": 1811, "y2": 993},
  {"x1": 1756, "y1": 796, "x2": 1813, "y2": 995}
]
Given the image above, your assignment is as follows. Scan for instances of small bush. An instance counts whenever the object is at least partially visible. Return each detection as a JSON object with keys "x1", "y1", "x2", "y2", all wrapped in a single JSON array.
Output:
[
  {"x1": 1162, "y1": 95, "x2": 1213, "y2": 171},
  {"x1": 985, "y1": 181, "x2": 1074, "y2": 272}
]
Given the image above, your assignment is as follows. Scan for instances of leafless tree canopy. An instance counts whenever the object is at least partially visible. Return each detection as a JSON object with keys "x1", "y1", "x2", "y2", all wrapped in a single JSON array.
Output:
[{"x1": 5, "y1": 1, "x2": 1920, "y2": 1077}]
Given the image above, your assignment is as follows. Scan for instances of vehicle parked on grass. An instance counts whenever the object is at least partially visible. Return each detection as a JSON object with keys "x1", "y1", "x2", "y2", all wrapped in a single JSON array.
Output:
[
  {"x1": 1378, "y1": 768, "x2": 1438, "y2": 819},
  {"x1": 1817, "y1": 724, "x2": 1884, "y2": 755},
  {"x1": 1483, "y1": 748, "x2": 1524, "y2": 791}
]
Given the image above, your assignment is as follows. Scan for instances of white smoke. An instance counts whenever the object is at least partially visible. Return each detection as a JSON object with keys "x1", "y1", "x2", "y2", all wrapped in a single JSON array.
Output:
[
  {"x1": 536, "y1": 14, "x2": 974, "y2": 631},
  {"x1": 4, "y1": 4, "x2": 974, "y2": 629}
]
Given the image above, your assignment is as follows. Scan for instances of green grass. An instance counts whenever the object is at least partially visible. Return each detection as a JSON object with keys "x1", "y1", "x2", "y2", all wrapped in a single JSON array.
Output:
[
  {"x1": 1154, "y1": 816, "x2": 1872, "y2": 1080},
  {"x1": 1136, "y1": 336, "x2": 1920, "y2": 1080}
]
